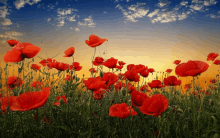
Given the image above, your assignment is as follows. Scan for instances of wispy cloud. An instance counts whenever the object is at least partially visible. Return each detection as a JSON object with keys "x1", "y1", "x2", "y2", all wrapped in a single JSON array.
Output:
[
  {"x1": 148, "y1": 0, "x2": 219, "y2": 23},
  {"x1": 14, "y1": 0, "x2": 41, "y2": 10},
  {"x1": 55, "y1": 8, "x2": 78, "y2": 27},
  {"x1": 0, "y1": 31, "x2": 23, "y2": 44},
  {"x1": 0, "y1": 6, "x2": 9, "y2": 18},
  {"x1": 0, "y1": 18, "x2": 12, "y2": 26},
  {"x1": 78, "y1": 15, "x2": 96, "y2": 28},
  {"x1": 116, "y1": 3, "x2": 149, "y2": 23}
]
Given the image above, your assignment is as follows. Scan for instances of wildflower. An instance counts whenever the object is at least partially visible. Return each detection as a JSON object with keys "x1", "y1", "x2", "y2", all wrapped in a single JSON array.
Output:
[
  {"x1": 139, "y1": 94, "x2": 168, "y2": 117},
  {"x1": 131, "y1": 90, "x2": 149, "y2": 107},
  {"x1": 163, "y1": 76, "x2": 181, "y2": 86},
  {"x1": 31, "y1": 64, "x2": 41, "y2": 71},
  {"x1": 102, "y1": 57, "x2": 118, "y2": 69},
  {"x1": 93, "y1": 57, "x2": 104, "y2": 66},
  {"x1": 10, "y1": 88, "x2": 50, "y2": 111},
  {"x1": 7, "y1": 40, "x2": 19, "y2": 47},
  {"x1": 148, "y1": 80, "x2": 165, "y2": 89},
  {"x1": 174, "y1": 60, "x2": 181, "y2": 65},
  {"x1": 0, "y1": 96, "x2": 17, "y2": 114},
  {"x1": 207, "y1": 53, "x2": 219, "y2": 61},
  {"x1": 85, "y1": 34, "x2": 108, "y2": 48},
  {"x1": 63, "y1": 47, "x2": 75, "y2": 57},
  {"x1": 4, "y1": 42, "x2": 41, "y2": 62},
  {"x1": 109, "y1": 103, "x2": 137, "y2": 119},
  {"x1": 5, "y1": 76, "x2": 23, "y2": 90},
  {"x1": 175, "y1": 60, "x2": 209, "y2": 77}
]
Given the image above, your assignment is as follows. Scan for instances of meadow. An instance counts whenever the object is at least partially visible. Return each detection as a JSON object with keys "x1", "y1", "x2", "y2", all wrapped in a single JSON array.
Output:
[{"x1": 0, "y1": 35, "x2": 220, "y2": 138}]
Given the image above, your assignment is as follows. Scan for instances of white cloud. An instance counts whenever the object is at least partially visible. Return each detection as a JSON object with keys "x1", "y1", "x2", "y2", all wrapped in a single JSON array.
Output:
[
  {"x1": 1, "y1": 18, "x2": 12, "y2": 26},
  {"x1": 151, "y1": 11, "x2": 177, "y2": 23},
  {"x1": 78, "y1": 21, "x2": 86, "y2": 26},
  {"x1": 68, "y1": 15, "x2": 76, "y2": 22},
  {"x1": 14, "y1": 0, "x2": 41, "y2": 10},
  {"x1": 178, "y1": 12, "x2": 188, "y2": 20},
  {"x1": 157, "y1": 1, "x2": 170, "y2": 8},
  {"x1": 75, "y1": 28, "x2": 80, "y2": 31},
  {"x1": 116, "y1": 3, "x2": 149, "y2": 23},
  {"x1": 57, "y1": 19, "x2": 65, "y2": 27},
  {"x1": 147, "y1": 9, "x2": 159, "y2": 18},
  {"x1": 190, "y1": 4, "x2": 204, "y2": 11},
  {"x1": 114, "y1": 0, "x2": 129, "y2": 3},
  {"x1": 218, "y1": 11, "x2": 220, "y2": 14},
  {"x1": 57, "y1": 8, "x2": 73, "y2": 16},
  {"x1": 55, "y1": 8, "x2": 78, "y2": 27},
  {"x1": 47, "y1": 17, "x2": 51, "y2": 22},
  {"x1": 180, "y1": 1, "x2": 188, "y2": 6},
  {"x1": 103, "y1": 11, "x2": 107, "y2": 13},
  {"x1": 77, "y1": 16, "x2": 96, "y2": 28},
  {"x1": 0, "y1": 31, "x2": 23, "y2": 44},
  {"x1": 0, "y1": 6, "x2": 9, "y2": 18}
]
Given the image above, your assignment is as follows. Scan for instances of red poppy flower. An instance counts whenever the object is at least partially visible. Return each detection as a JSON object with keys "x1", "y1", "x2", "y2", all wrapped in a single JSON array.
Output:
[
  {"x1": 133, "y1": 64, "x2": 146, "y2": 74},
  {"x1": 64, "y1": 75, "x2": 74, "y2": 81},
  {"x1": 39, "y1": 58, "x2": 57, "y2": 67},
  {"x1": 31, "y1": 64, "x2": 41, "y2": 70},
  {"x1": 139, "y1": 68, "x2": 149, "y2": 78},
  {"x1": 63, "y1": 47, "x2": 75, "y2": 57},
  {"x1": 140, "y1": 85, "x2": 151, "y2": 92},
  {"x1": 123, "y1": 70, "x2": 140, "y2": 82},
  {"x1": 207, "y1": 53, "x2": 219, "y2": 61},
  {"x1": 148, "y1": 68, "x2": 155, "y2": 73},
  {"x1": 148, "y1": 80, "x2": 165, "y2": 89},
  {"x1": 118, "y1": 61, "x2": 126, "y2": 66},
  {"x1": 101, "y1": 72, "x2": 118, "y2": 87},
  {"x1": 131, "y1": 90, "x2": 149, "y2": 107},
  {"x1": 214, "y1": 59, "x2": 220, "y2": 65},
  {"x1": 10, "y1": 87, "x2": 51, "y2": 111},
  {"x1": 92, "y1": 89, "x2": 106, "y2": 100},
  {"x1": 174, "y1": 60, "x2": 181, "y2": 65},
  {"x1": 5, "y1": 76, "x2": 23, "y2": 90},
  {"x1": 7, "y1": 40, "x2": 19, "y2": 47},
  {"x1": 89, "y1": 68, "x2": 98, "y2": 73},
  {"x1": 43, "y1": 116, "x2": 53, "y2": 125},
  {"x1": 102, "y1": 57, "x2": 118, "y2": 69},
  {"x1": 139, "y1": 94, "x2": 168, "y2": 117},
  {"x1": 127, "y1": 64, "x2": 135, "y2": 70},
  {"x1": 53, "y1": 62, "x2": 69, "y2": 71},
  {"x1": 210, "y1": 79, "x2": 217, "y2": 84},
  {"x1": 53, "y1": 95, "x2": 68, "y2": 106},
  {"x1": 69, "y1": 62, "x2": 82, "y2": 71},
  {"x1": 109, "y1": 103, "x2": 137, "y2": 119},
  {"x1": 115, "y1": 65, "x2": 123, "y2": 70},
  {"x1": 83, "y1": 76, "x2": 107, "y2": 91},
  {"x1": 114, "y1": 81, "x2": 126, "y2": 92},
  {"x1": 85, "y1": 34, "x2": 108, "y2": 48},
  {"x1": 184, "y1": 83, "x2": 191, "y2": 89},
  {"x1": 4, "y1": 42, "x2": 41, "y2": 62},
  {"x1": 175, "y1": 60, "x2": 209, "y2": 77},
  {"x1": 163, "y1": 76, "x2": 181, "y2": 86},
  {"x1": 0, "y1": 96, "x2": 17, "y2": 114},
  {"x1": 165, "y1": 69, "x2": 172, "y2": 73},
  {"x1": 93, "y1": 57, "x2": 104, "y2": 66},
  {"x1": 31, "y1": 81, "x2": 43, "y2": 89}
]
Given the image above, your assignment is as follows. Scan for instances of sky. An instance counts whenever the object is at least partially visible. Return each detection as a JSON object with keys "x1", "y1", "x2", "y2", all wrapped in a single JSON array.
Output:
[{"x1": 0, "y1": 0, "x2": 220, "y2": 92}]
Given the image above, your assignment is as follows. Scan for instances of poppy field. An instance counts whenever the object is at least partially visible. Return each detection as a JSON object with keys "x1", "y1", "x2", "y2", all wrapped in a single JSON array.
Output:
[{"x1": 1, "y1": 35, "x2": 220, "y2": 138}]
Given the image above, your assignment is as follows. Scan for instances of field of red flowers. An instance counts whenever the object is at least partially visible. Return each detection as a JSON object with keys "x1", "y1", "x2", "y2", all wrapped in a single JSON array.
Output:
[{"x1": 0, "y1": 35, "x2": 220, "y2": 138}]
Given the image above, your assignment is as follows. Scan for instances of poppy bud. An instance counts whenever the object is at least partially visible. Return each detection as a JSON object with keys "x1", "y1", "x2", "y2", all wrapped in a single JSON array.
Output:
[{"x1": 66, "y1": 68, "x2": 69, "y2": 73}]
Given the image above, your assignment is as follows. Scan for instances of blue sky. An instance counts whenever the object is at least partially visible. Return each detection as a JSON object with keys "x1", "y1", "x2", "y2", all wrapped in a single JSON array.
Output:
[{"x1": 0, "y1": 0, "x2": 220, "y2": 87}]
